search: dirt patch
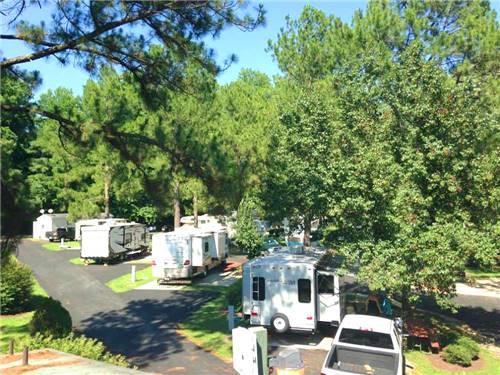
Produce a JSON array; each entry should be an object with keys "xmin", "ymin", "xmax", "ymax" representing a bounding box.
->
[
  {"xmin": 0, "ymin": 350, "xmax": 59, "ymax": 365},
  {"xmin": 3, "ymin": 359, "xmax": 82, "ymax": 375},
  {"xmin": 427, "ymin": 353, "xmax": 485, "ymax": 372}
]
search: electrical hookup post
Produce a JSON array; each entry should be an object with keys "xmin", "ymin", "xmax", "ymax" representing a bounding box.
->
[{"xmin": 232, "ymin": 326, "xmax": 268, "ymax": 375}]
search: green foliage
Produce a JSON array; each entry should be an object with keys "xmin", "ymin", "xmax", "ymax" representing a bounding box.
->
[
  {"xmin": 29, "ymin": 297, "xmax": 72, "ymax": 338},
  {"xmin": 263, "ymin": 86, "xmax": 333, "ymax": 244},
  {"xmin": 456, "ymin": 336, "xmax": 480, "ymax": 359},
  {"xmin": 20, "ymin": 333, "xmax": 130, "ymax": 368},
  {"xmin": 0, "ymin": 257, "xmax": 34, "ymax": 314},
  {"xmin": 235, "ymin": 197, "xmax": 263, "ymax": 259},
  {"xmin": 442, "ymin": 343, "xmax": 474, "ymax": 367}
]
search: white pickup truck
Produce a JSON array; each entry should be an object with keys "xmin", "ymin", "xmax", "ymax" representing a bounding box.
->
[{"xmin": 321, "ymin": 314, "xmax": 404, "ymax": 375}]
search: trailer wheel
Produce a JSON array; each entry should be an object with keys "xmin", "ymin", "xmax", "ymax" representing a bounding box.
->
[{"xmin": 271, "ymin": 314, "xmax": 289, "ymax": 333}]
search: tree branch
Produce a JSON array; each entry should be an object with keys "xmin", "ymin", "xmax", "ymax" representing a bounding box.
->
[{"xmin": 0, "ymin": 5, "xmax": 169, "ymax": 68}]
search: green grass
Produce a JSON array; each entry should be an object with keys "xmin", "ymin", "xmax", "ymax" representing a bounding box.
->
[
  {"xmin": 406, "ymin": 349, "xmax": 500, "ymax": 375},
  {"xmin": 465, "ymin": 266, "xmax": 500, "ymax": 279},
  {"xmin": 177, "ymin": 280, "xmax": 242, "ymax": 361},
  {"xmin": 105, "ymin": 266, "xmax": 155, "ymax": 293},
  {"xmin": 42, "ymin": 241, "xmax": 80, "ymax": 251},
  {"xmin": 0, "ymin": 277, "xmax": 49, "ymax": 353}
]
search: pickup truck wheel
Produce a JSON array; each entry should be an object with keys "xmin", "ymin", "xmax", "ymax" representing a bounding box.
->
[{"xmin": 271, "ymin": 314, "xmax": 289, "ymax": 333}]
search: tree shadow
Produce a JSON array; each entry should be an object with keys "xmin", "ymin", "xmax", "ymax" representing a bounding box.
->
[{"xmin": 77, "ymin": 290, "xmax": 217, "ymax": 368}]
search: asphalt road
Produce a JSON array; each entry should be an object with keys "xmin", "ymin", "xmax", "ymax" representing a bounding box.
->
[{"xmin": 17, "ymin": 239, "xmax": 235, "ymax": 374}]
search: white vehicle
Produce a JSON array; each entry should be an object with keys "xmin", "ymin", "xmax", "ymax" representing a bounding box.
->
[
  {"xmin": 75, "ymin": 218, "xmax": 127, "ymax": 240},
  {"xmin": 320, "ymin": 314, "xmax": 404, "ymax": 375},
  {"xmin": 152, "ymin": 227, "xmax": 228, "ymax": 283},
  {"xmin": 80, "ymin": 222, "xmax": 148, "ymax": 261},
  {"xmin": 242, "ymin": 248, "xmax": 345, "ymax": 333}
]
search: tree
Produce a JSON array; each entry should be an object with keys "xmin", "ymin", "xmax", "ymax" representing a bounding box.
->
[
  {"xmin": 1, "ymin": 1, "xmax": 264, "ymax": 80},
  {"xmin": 325, "ymin": 42, "xmax": 498, "ymax": 309},
  {"xmin": 1, "ymin": 68, "xmax": 38, "ymax": 249},
  {"xmin": 262, "ymin": 87, "xmax": 334, "ymax": 246},
  {"xmin": 235, "ymin": 197, "xmax": 262, "ymax": 259},
  {"xmin": 213, "ymin": 69, "xmax": 276, "ymax": 208},
  {"xmin": 269, "ymin": 1, "xmax": 499, "ymax": 84}
]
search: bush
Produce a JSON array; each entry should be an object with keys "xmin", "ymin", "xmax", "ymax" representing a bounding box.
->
[
  {"xmin": 456, "ymin": 336, "xmax": 480, "ymax": 359},
  {"xmin": 0, "ymin": 256, "xmax": 34, "ymax": 314},
  {"xmin": 29, "ymin": 297, "xmax": 72, "ymax": 338},
  {"xmin": 442, "ymin": 344, "xmax": 473, "ymax": 367},
  {"xmin": 235, "ymin": 197, "xmax": 263, "ymax": 259},
  {"xmin": 19, "ymin": 333, "xmax": 131, "ymax": 368}
]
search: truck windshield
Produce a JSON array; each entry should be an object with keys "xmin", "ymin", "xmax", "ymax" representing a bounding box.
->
[
  {"xmin": 327, "ymin": 345, "xmax": 397, "ymax": 375},
  {"xmin": 339, "ymin": 328, "xmax": 393, "ymax": 349}
]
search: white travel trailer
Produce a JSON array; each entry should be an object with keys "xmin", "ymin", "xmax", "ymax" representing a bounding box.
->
[
  {"xmin": 75, "ymin": 218, "xmax": 127, "ymax": 240},
  {"xmin": 152, "ymin": 227, "xmax": 228, "ymax": 283},
  {"xmin": 242, "ymin": 249, "xmax": 345, "ymax": 333},
  {"xmin": 32, "ymin": 213, "xmax": 71, "ymax": 240},
  {"xmin": 80, "ymin": 222, "xmax": 148, "ymax": 262}
]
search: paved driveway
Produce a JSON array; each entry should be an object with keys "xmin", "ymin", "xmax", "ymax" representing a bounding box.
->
[{"xmin": 17, "ymin": 240, "xmax": 235, "ymax": 374}]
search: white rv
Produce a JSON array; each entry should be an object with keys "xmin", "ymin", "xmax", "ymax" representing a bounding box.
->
[
  {"xmin": 75, "ymin": 218, "xmax": 127, "ymax": 240},
  {"xmin": 80, "ymin": 222, "xmax": 148, "ymax": 262},
  {"xmin": 152, "ymin": 227, "xmax": 228, "ymax": 283},
  {"xmin": 242, "ymin": 249, "xmax": 345, "ymax": 333},
  {"xmin": 32, "ymin": 213, "xmax": 71, "ymax": 240}
]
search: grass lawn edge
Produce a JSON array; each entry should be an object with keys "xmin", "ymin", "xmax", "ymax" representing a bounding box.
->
[{"xmin": 105, "ymin": 266, "xmax": 155, "ymax": 293}]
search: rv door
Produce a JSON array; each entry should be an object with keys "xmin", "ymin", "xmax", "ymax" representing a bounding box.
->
[{"xmin": 316, "ymin": 271, "xmax": 339, "ymax": 324}]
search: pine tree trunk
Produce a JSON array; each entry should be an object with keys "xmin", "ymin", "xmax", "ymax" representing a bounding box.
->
[
  {"xmin": 104, "ymin": 167, "xmax": 111, "ymax": 218},
  {"xmin": 193, "ymin": 195, "xmax": 198, "ymax": 228},
  {"xmin": 303, "ymin": 217, "xmax": 311, "ymax": 247},
  {"xmin": 173, "ymin": 181, "xmax": 181, "ymax": 229}
]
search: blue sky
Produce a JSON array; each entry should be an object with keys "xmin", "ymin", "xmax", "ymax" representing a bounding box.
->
[
  {"xmin": 0, "ymin": 1, "xmax": 366, "ymax": 98},
  {"xmin": 1, "ymin": 1, "xmax": 498, "ymax": 98}
]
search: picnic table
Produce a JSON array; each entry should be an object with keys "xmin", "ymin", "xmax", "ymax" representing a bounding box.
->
[{"xmin": 406, "ymin": 318, "xmax": 440, "ymax": 353}]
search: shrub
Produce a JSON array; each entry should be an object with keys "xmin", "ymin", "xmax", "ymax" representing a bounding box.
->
[
  {"xmin": 0, "ymin": 256, "xmax": 34, "ymax": 314},
  {"xmin": 20, "ymin": 333, "xmax": 131, "ymax": 368},
  {"xmin": 442, "ymin": 343, "xmax": 472, "ymax": 367},
  {"xmin": 457, "ymin": 336, "xmax": 480, "ymax": 359},
  {"xmin": 235, "ymin": 197, "xmax": 263, "ymax": 259},
  {"xmin": 29, "ymin": 297, "xmax": 72, "ymax": 338}
]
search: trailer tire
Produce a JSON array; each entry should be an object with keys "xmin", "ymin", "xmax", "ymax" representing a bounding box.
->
[{"xmin": 271, "ymin": 314, "xmax": 289, "ymax": 333}]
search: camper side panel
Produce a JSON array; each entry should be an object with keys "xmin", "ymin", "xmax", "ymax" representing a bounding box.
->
[
  {"xmin": 249, "ymin": 265, "xmax": 316, "ymax": 331},
  {"xmin": 81, "ymin": 228, "xmax": 110, "ymax": 258}
]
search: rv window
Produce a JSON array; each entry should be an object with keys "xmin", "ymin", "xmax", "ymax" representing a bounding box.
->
[
  {"xmin": 318, "ymin": 274, "xmax": 335, "ymax": 294},
  {"xmin": 124, "ymin": 233, "xmax": 132, "ymax": 244},
  {"xmin": 204, "ymin": 242, "xmax": 209, "ymax": 253},
  {"xmin": 252, "ymin": 277, "xmax": 265, "ymax": 301},
  {"xmin": 298, "ymin": 279, "xmax": 311, "ymax": 303}
]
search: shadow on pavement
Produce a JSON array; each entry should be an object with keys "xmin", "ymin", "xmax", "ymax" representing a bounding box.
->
[{"xmin": 78, "ymin": 290, "xmax": 216, "ymax": 368}]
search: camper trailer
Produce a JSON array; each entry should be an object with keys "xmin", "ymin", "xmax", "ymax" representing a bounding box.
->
[
  {"xmin": 75, "ymin": 218, "xmax": 127, "ymax": 240},
  {"xmin": 33, "ymin": 213, "xmax": 71, "ymax": 240},
  {"xmin": 242, "ymin": 249, "xmax": 345, "ymax": 333},
  {"xmin": 80, "ymin": 222, "xmax": 148, "ymax": 262},
  {"xmin": 152, "ymin": 228, "xmax": 228, "ymax": 283}
]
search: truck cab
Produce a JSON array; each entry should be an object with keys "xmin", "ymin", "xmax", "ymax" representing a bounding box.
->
[{"xmin": 321, "ymin": 314, "xmax": 403, "ymax": 375}]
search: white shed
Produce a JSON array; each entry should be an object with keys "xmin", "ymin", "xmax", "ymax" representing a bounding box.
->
[{"xmin": 32, "ymin": 213, "xmax": 70, "ymax": 240}]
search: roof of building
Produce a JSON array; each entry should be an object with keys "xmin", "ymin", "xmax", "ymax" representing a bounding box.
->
[
  {"xmin": 0, "ymin": 349, "xmax": 152, "ymax": 374},
  {"xmin": 36, "ymin": 213, "xmax": 68, "ymax": 220}
]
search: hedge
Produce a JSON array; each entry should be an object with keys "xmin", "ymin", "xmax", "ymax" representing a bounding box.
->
[
  {"xmin": 19, "ymin": 333, "xmax": 131, "ymax": 368},
  {"xmin": 0, "ymin": 257, "xmax": 34, "ymax": 314}
]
